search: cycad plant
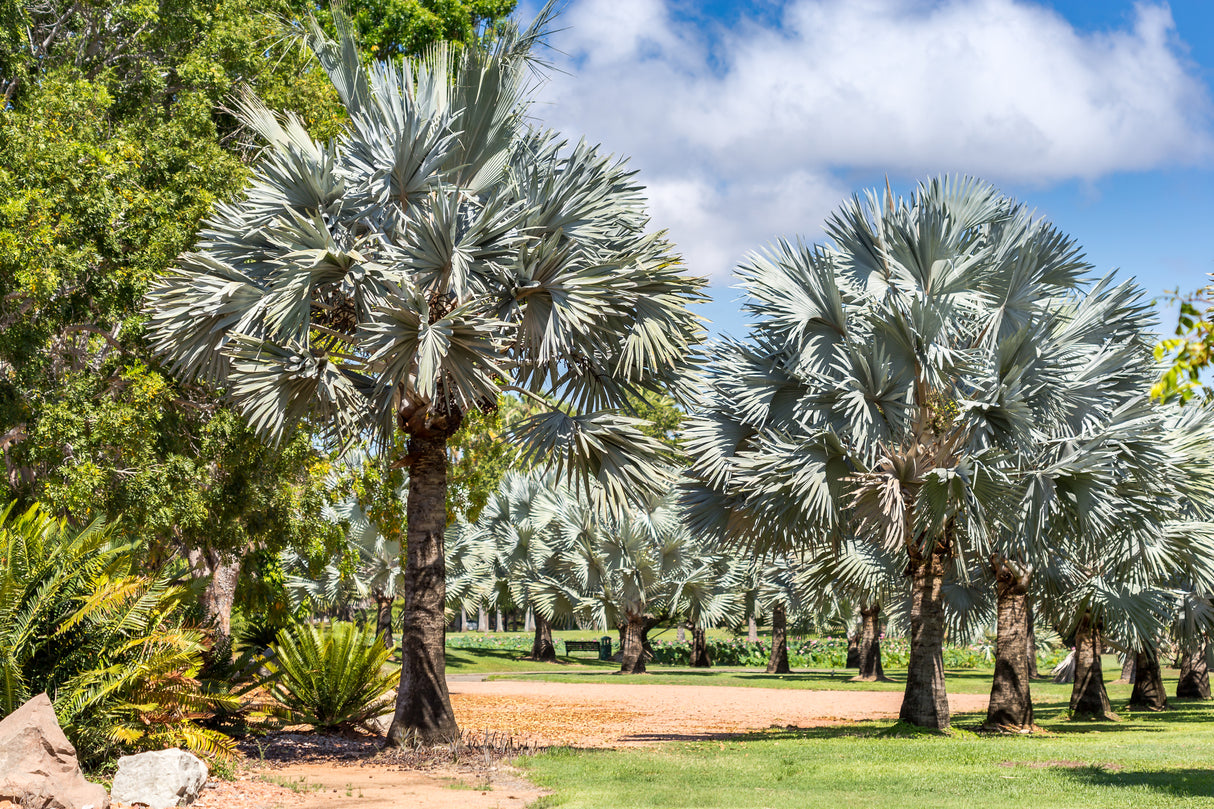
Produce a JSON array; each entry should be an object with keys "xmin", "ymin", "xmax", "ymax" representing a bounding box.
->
[
  {"xmin": 683, "ymin": 176, "xmax": 1206, "ymax": 729},
  {"xmin": 145, "ymin": 7, "xmax": 703, "ymax": 744},
  {"xmin": 0, "ymin": 503, "xmax": 232, "ymax": 766},
  {"xmin": 265, "ymin": 621, "xmax": 396, "ymax": 732}
]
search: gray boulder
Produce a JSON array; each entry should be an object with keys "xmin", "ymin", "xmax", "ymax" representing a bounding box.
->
[
  {"xmin": 0, "ymin": 692, "xmax": 109, "ymax": 809},
  {"xmin": 110, "ymin": 749, "xmax": 208, "ymax": 809}
]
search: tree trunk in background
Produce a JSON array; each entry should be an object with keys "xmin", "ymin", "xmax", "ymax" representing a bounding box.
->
[
  {"xmin": 1129, "ymin": 649, "xmax": 1167, "ymax": 711},
  {"xmin": 189, "ymin": 547, "xmax": 242, "ymax": 670},
  {"xmin": 1069, "ymin": 613, "xmax": 1115, "ymax": 720},
  {"xmin": 1117, "ymin": 654, "xmax": 1136, "ymax": 684},
  {"xmin": 478, "ymin": 607, "xmax": 489, "ymax": 632},
  {"xmin": 1026, "ymin": 603, "xmax": 1039, "ymax": 679},
  {"xmin": 620, "ymin": 615, "xmax": 648, "ymax": 674},
  {"xmin": 690, "ymin": 627, "xmax": 712, "ymax": 667},
  {"xmin": 766, "ymin": 603, "xmax": 790, "ymax": 674},
  {"xmin": 1177, "ymin": 644, "xmax": 1211, "ymax": 699},
  {"xmin": 854, "ymin": 604, "xmax": 889, "ymax": 682},
  {"xmin": 524, "ymin": 609, "xmax": 534, "ymax": 632},
  {"xmin": 676, "ymin": 624, "xmax": 685, "ymax": 643},
  {"xmin": 748, "ymin": 616, "xmax": 758, "ymax": 644},
  {"xmin": 846, "ymin": 623, "xmax": 861, "ymax": 669},
  {"xmin": 375, "ymin": 594, "xmax": 394, "ymax": 649},
  {"xmin": 530, "ymin": 612, "xmax": 556, "ymax": 662},
  {"xmin": 387, "ymin": 431, "xmax": 460, "ymax": 746},
  {"xmin": 900, "ymin": 545, "xmax": 950, "ymax": 730},
  {"xmin": 986, "ymin": 559, "xmax": 1033, "ymax": 730},
  {"xmin": 459, "ymin": 607, "xmax": 467, "ymax": 632},
  {"xmin": 496, "ymin": 608, "xmax": 503, "ymax": 632}
]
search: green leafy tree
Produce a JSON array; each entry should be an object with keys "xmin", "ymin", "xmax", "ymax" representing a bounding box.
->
[{"xmin": 145, "ymin": 8, "xmax": 704, "ymax": 743}]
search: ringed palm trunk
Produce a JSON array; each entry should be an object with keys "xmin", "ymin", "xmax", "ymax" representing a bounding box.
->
[
  {"xmin": 620, "ymin": 613, "xmax": 649, "ymax": 674},
  {"xmin": 1069, "ymin": 612, "xmax": 1115, "ymax": 720},
  {"xmin": 766, "ymin": 603, "xmax": 790, "ymax": 674},
  {"xmin": 374, "ymin": 594, "xmax": 395, "ymax": 649},
  {"xmin": 853, "ymin": 603, "xmax": 888, "ymax": 682},
  {"xmin": 387, "ymin": 431, "xmax": 459, "ymax": 746},
  {"xmin": 1128, "ymin": 648, "xmax": 1167, "ymax": 711},
  {"xmin": 1176, "ymin": 644, "xmax": 1211, "ymax": 699},
  {"xmin": 690, "ymin": 627, "xmax": 712, "ymax": 668},
  {"xmin": 985, "ymin": 557, "xmax": 1033, "ymax": 730},
  {"xmin": 530, "ymin": 612, "xmax": 556, "ymax": 662},
  {"xmin": 900, "ymin": 544, "xmax": 950, "ymax": 730}
]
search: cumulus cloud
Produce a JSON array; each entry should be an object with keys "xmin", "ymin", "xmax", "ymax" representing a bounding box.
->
[{"xmin": 527, "ymin": 0, "xmax": 1212, "ymax": 283}]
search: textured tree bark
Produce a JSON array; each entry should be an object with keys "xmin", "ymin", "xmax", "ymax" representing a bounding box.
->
[
  {"xmin": 1128, "ymin": 648, "xmax": 1167, "ymax": 711},
  {"xmin": 676, "ymin": 624, "xmax": 685, "ymax": 643},
  {"xmin": 900, "ymin": 546, "xmax": 950, "ymax": 730},
  {"xmin": 766, "ymin": 603, "xmax": 791, "ymax": 674},
  {"xmin": 375, "ymin": 594, "xmax": 394, "ymax": 649},
  {"xmin": 620, "ymin": 615, "xmax": 649, "ymax": 674},
  {"xmin": 846, "ymin": 623, "xmax": 861, "ymax": 669},
  {"xmin": 387, "ymin": 432, "xmax": 459, "ymax": 746},
  {"xmin": 189, "ymin": 547, "xmax": 242, "ymax": 669},
  {"xmin": 1177, "ymin": 644, "xmax": 1211, "ymax": 699},
  {"xmin": 986, "ymin": 559, "xmax": 1033, "ymax": 730},
  {"xmin": 530, "ymin": 612, "xmax": 556, "ymax": 662},
  {"xmin": 853, "ymin": 604, "xmax": 889, "ymax": 682},
  {"xmin": 1069, "ymin": 613, "xmax": 1115, "ymax": 720},
  {"xmin": 690, "ymin": 627, "xmax": 712, "ymax": 668},
  {"xmin": 747, "ymin": 616, "xmax": 759, "ymax": 644},
  {"xmin": 478, "ymin": 607, "xmax": 489, "ymax": 632}
]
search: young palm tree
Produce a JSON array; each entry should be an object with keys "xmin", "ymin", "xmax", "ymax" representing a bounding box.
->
[
  {"xmin": 683, "ymin": 176, "xmax": 1190, "ymax": 729},
  {"xmin": 145, "ymin": 9, "xmax": 703, "ymax": 744}
]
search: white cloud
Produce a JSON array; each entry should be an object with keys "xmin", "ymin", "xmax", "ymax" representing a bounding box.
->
[{"xmin": 529, "ymin": 0, "xmax": 1212, "ymax": 282}]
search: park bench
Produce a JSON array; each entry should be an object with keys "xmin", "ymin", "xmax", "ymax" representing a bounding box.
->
[{"xmin": 564, "ymin": 639, "xmax": 602, "ymax": 656}]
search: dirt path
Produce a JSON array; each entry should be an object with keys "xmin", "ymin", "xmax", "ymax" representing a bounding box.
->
[
  {"xmin": 142, "ymin": 679, "xmax": 989, "ymax": 808},
  {"xmin": 449, "ymin": 680, "xmax": 990, "ymax": 747}
]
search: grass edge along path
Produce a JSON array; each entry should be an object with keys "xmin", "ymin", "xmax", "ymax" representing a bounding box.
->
[{"xmin": 519, "ymin": 702, "xmax": 1214, "ymax": 809}]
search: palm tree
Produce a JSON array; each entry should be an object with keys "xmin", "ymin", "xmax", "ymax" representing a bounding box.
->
[
  {"xmin": 144, "ymin": 8, "xmax": 704, "ymax": 744},
  {"xmin": 683, "ymin": 176, "xmax": 1189, "ymax": 730}
]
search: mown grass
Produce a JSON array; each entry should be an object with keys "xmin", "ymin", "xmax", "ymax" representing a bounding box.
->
[
  {"xmin": 440, "ymin": 647, "xmax": 617, "ymax": 673},
  {"xmin": 520, "ymin": 701, "xmax": 1214, "ymax": 809}
]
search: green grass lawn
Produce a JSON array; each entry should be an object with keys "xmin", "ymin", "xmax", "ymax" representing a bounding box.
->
[
  {"xmin": 440, "ymin": 647, "xmax": 618, "ymax": 673},
  {"xmin": 521, "ymin": 701, "xmax": 1214, "ymax": 808}
]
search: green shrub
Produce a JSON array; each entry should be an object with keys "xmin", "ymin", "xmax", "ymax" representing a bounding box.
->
[
  {"xmin": 266, "ymin": 621, "xmax": 395, "ymax": 732},
  {"xmin": 0, "ymin": 503, "xmax": 233, "ymax": 767}
]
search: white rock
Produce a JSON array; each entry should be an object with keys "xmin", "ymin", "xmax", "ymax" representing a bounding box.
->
[{"xmin": 110, "ymin": 749, "xmax": 208, "ymax": 809}]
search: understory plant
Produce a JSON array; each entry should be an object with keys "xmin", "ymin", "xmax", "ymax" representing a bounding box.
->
[
  {"xmin": 266, "ymin": 621, "xmax": 396, "ymax": 732},
  {"xmin": 0, "ymin": 503, "xmax": 233, "ymax": 766}
]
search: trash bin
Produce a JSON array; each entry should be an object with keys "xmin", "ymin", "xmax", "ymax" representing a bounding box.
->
[{"xmin": 598, "ymin": 636, "xmax": 612, "ymax": 661}]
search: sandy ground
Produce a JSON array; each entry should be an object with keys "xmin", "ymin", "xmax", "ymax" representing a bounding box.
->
[{"xmin": 114, "ymin": 680, "xmax": 989, "ymax": 809}]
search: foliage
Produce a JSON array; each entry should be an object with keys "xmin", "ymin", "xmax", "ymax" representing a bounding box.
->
[
  {"xmin": 0, "ymin": 503, "xmax": 233, "ymax": 766},
  {"xmin": 1153, "ymin": 284, "xmax": 1214, "ymax": 403},
  {"xmin": 310, "ymin": 0, "xmax": 518, "ymax": 61},
  {"xmin": 265, "ymin": 620, "xmax": 396, "ymax": 731}
]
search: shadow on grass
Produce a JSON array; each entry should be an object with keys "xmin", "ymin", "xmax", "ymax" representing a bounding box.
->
[
  {"xmin": 1058, "ymin": 767, "xmax": 1214, "ymax": 800},
  {"xmin": 441, "ymin": 648, "xmax": 617, "ymax": 669}
]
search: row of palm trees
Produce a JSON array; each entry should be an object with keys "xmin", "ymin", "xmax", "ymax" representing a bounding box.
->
[{"xmin": 143, "ymin": 2, "xmax": 1214, "ymax": 745}]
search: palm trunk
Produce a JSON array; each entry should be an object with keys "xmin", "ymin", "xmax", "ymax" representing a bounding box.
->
[
  {"xmin": 387, "ymin": 432, "xmax": 459, "ymax": 746},
  {"xmin": 524, "ymin": 609, "xmax": 534, "ymax": 632},
  {"xmin": 189, "ymin": 547, "xmax": 242, "ymax": 669},
  {"xmin": 478, "ymin": 607, "xmax": 489, "ymax": 632},
  {"xmin": 900, "ymin": 545, "xmax": 950, "ymax": 730},
  {"xmin": 676, "ymin": 624, "xmax": 685, "ymax": 643},
  {"xmin": 690, "ymin": 627, "xmax": 712, "ymax": 668},
  {"xmin": 496, "ymin": 608, "xmax": 503, "ymax": 632},
  {"xmin": 1026, "ymin": 603, "xmax": 1039, "ymax": 679},
  {"xmin": 1117, "ymin": 654, "xmax": 1136, "ymax": 684},
  {"xmin": 747, "ymin": 616, "xmax": 759, "ymax": 644},
  {"xmin": 1128, "ymin": 648, "xmax": 1167, "ymax": 711},
  {"xmin": 621, "ymin": 614, "xmax": 648, "ymax": 674},
  {"xmin": 1069, "ymin": 612, "xmax": 1115, "ymax": 720},
  {"xmin": 766, "ymin": 603, "xmax": 790, "ymax": 674},
  {"xmin": 985, "ymin": 557, "xmax": 1033, "ymax": 730},
  {"xmin": 1176, "ymin": 644, "xmax": 1211, "ymax": 699},
  {"xmin": 846, "ymin": 622, "xmax": 861, "ymax": 669},
  {"xmin": 459, "ymin": 607, "xmax": 467, "ymax": 632},
  {"xmin": 375, "ymin": 594, "xmax": 394, "ymax": 649},
  {"xmin": 853, "ymin": 603, "xmax": 888, "ymax": 682},
  {"xmin": 530, "ymin": 612, "xmax": 556, "ymax": 662}
]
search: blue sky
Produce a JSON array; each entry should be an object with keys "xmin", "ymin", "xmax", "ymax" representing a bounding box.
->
[{"xmin": 526, "ymin": 0, "xmax": 1214, "ymax": 339}]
